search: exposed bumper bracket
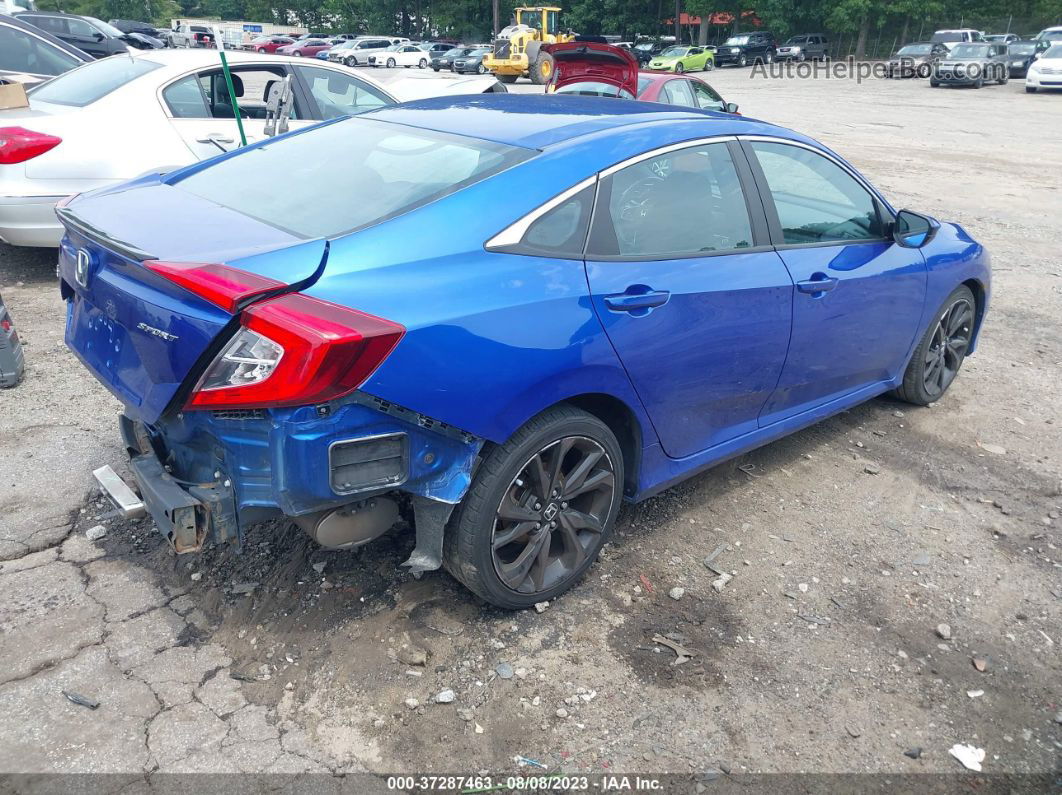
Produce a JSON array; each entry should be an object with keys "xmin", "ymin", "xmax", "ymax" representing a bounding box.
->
[{"xmin": 402, "ymin": 496, "xmax": 455, "ymax": 575}]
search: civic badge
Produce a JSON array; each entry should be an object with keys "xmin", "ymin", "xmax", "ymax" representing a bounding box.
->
[{"xmin": 74, "ymin": 249, "xmax": 92, "ymax": 288}]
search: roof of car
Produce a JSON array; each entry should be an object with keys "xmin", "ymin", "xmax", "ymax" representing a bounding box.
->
[{"xmin": 365, "ymin": 93, "xmax": 781, "ymax": 149}]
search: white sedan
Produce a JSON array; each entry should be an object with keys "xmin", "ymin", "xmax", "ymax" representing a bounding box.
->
[
  {"xmin": 1026, "ymin": 43, "xmax": 1062, "ymax": 92},
  {"xmin": 367, "ymin": 44, "xmax": 431, "ymax": 69},
  {"xmin": 0, "ymin": 49, "xmax": 503, "ymax": 247}
]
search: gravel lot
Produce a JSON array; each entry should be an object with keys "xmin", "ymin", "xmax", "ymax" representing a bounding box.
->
[{"xmin": 0, "ymin": 66, "xmax": 1059, "ymax": 783}]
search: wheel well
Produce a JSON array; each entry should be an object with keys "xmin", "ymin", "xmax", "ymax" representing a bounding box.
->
[
  {"xmin": 962, "ymin": 278, "xmax": 987, "ymax": 348},
  {"xmin": 563, "ymin": 394, "xmax": 641, "ymax": 498}
]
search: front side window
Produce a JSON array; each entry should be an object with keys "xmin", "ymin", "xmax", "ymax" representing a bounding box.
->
[
  {"xmin": 690, "ymin": 80, "xmax": 724, "ymax": 110},
  {"xmin": 750, "ymin": 141, "xmax": 884, "ymax": 244},
  {"xmin": 173, "ymin": 118, "xmax": 532, "ymax": 239},
  {"xmin": 0, "ymin": 23, "xmax": 83, "ymax": 76},
  {"xmin": 296, "ymin": 65, "xmax": 390, "ymax": 119},
  {"xmin": 28, "ymin": 56, "xmax": 161, "ymax": 106},
  {"xmin": 589, "ymin": 142, "xmax": 754, "ymax": 258}
]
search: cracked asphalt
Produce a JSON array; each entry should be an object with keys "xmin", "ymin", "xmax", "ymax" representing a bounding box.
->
[{"xmin": 0, "ymin": 69, "xmax": 1059, "ymax": 783}]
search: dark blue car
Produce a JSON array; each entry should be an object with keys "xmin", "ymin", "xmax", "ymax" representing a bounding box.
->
[{"xmin": 57, "ymin": 95, "xmax": 990, "ymax": 609}]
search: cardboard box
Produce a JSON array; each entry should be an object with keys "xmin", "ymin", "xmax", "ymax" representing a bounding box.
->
[{"xmin": 0, "ymin": 81, "xmax": 30, "ymax": 110}]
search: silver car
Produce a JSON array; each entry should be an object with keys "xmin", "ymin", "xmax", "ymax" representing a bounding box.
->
[{"xmin": 328, "ymin": 36, "xmax": 408, "ymax": 67}]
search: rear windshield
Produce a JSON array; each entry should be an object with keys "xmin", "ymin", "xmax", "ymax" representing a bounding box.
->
[
  {"xmin": 950, "ymin": 43, "xmax": 990, "ymax": 57},
  {"xmin": 1008, "ymin": 43, "xmax": 1035, "ymax": 54},
  {"xmin": 898, "ymin": 44, "xmax": 931, "ymax": 55},
  {"xmin": 931, "ymin": 32, "xmax": 965, "ymax": 42},
  {"xmin": 555, "ymin": 81, "xmax": 634, "ymax": 99},
  {"xmin": 172, "ymin": 117, "xmax": 532, "ymax": 239},
  {"xmin": 28, "ymin": 56, "xmax": 161, "ymax": 106}
]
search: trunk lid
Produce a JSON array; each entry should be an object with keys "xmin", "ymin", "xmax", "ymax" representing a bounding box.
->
[
  {"xmin": 544, "ymin": 42, "xmax": 640, "ymax": 98},
  {"xmin": 58, "ymin": 180, "xmax": 326, "ymax": 424}
]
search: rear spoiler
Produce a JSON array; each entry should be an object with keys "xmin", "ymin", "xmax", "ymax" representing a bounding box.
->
[{"xmin": 56, "ymin": 205, "xmax": 157, "ymax": 262}]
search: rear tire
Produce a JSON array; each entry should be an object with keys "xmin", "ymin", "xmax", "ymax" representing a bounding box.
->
[
  {"xmin": 443, "ymin": 405, "xmax": 623, "ymax": 610},
  {"xmin": 257, "ymin": 47, "xmax": 266, "ymax": 53},
  {"xmin": 1026, "ymin": 86, "xmax": 1037, "ymax": 92},
  {"xmin": 497, "ymin": 73, "xmax": 518, "ymax": 83},
  {"xmin": 433, "ymin": 66, "xmax": 440, "ymax": 72},
  {"xmin": 703, "ymin": 59, "xmax": 713, "ymax": 71},
  {"xmin": 419, "ymin": 58, "xmax": 427, "ymax": 68},
  {"xmin": 893, "ymin": 285, "xmax": 975, "ymax": 406}
]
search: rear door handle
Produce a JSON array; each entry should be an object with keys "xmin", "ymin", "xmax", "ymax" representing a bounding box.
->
[
  {"xmin": 604, "ymin": 289, "xmax": 671, "ymax": 312},
  {"xmin": 795, "ymin": 274, "xmax": 839, "ymax": 294}
]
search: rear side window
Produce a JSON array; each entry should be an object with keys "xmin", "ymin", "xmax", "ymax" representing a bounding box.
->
[
  {"xmin": 29, "ymin": 57, "xmax": 161, "ymax": 106},
  {"xmin": 173, "ymin": 117, "xmax": 532, "ymax": 239},
  {"xmin": 491, "ymin": 185, "xmax": 594, "ymax": 258},
  {"xmin": 0, "ymin": 23, "xmax": 83, "ymax": 76}
]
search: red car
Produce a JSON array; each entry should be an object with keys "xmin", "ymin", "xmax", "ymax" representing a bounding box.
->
[
  {"xmin": 276, "ymin": 38, "xmax": 333, "ymax": 57},
  {"xmin": 245, "ymin": 35, "xmax": 295, "ymax": 54},
  {"xmin": 546, "ymin": 41, "xmax": 739, "ymax": 114}
]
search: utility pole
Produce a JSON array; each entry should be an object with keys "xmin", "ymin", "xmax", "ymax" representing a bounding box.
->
[
  {"xmin": 674, "ymin": 0, "xmax": 681, "ymax": 41},
  {"xmin": 493, "ymin": 0, "xmax": 500, "ymax": 36}
]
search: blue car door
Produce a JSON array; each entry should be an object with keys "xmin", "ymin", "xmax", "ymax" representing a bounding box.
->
[
  {"xmin": 584, "ymin": 139, "xmax": 794, "ymax": 459},
  {"xmin": 742, "ymin": 139, "xmax": 928, "ymax": 425}
]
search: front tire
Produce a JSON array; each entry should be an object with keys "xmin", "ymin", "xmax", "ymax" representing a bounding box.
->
[
  {"xmin": 346, "ymin": 56, "xmax": 357, "ymax": 67},
  {"xmin": 894, "ymin": 286, "xmax": 975, "ymax": 405},
  {"xmin": 443, "ymin": 405, "xmax": 623, "ymax": 609},
  {"xmin": 386, "ymin": 57, "xmax": 396, "ymax": 67},
  {"xmin": 418, "ymin": 58, "xmax": 427, "ymax": 68},
  {"xmin": 738, "ymin": 54, "xmax": 747, "ymax": 67},
  {"xmin": 675, "ymin": 61, "xmax": 685, "ymax": 73},
  {"xmin": 1026, "ymin": 86, "xmax": 1037, "ymax": 92},
  {"xmin": 530, "ymin": 52, "xmax": 554, "ymax": 84},
  {"xmin": 703, "ymin": 58, "xmax": 713, "ymax": 71},
  {"xmin": 497, "ymin": 73, "xmax": 518, "ymax": 83},
  {"xmin": 477, "ymin": 63, "xmax": 486, "ymax": 74}
]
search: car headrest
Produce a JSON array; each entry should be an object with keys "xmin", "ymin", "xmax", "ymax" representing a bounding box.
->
[
  {"xmin": 222, "ymin": 73, "xmax": 244, "ymax": 98},
  {"xmin": 263, "ymin": 78, "xmax": 279, "ymax": 102}
]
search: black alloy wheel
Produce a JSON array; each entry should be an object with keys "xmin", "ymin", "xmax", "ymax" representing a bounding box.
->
[
  {"xmin": 443, "ymin": 405, "xmax": 623, "ymax": 609},
  {"xmin": 490, "ymin": 436, "xmax": 616, "ymax": 594},
  {"xmin": 895, "ymin": 285, "xmax": 975, "ymax": 405}
]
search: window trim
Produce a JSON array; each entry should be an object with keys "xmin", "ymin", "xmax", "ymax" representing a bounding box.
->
[
  {"xmin": 739, "ymin": 135, "xmax": 895, "ymax": 249},
  {"xmin": 485, "ymin": 175, "xmax": 597, "ymax": 250}
]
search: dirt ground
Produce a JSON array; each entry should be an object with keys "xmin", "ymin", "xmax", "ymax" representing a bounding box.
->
[{"xmin": 0, "ymin": 67, "xmax": 1059, "ymax": 786}]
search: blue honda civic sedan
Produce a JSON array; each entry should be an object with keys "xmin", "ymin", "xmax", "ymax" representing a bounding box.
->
[{"xmin": 57, "ymin": 94, "xmax": 990, "ymax": 609}]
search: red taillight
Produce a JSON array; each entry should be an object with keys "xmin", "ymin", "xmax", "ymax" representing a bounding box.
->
[
  {"xmin": 0, "ymin": 127, "xmax": 62, "ymax": 165},
  {"xmin": 187, "ymin": 293, "xmax": 405, "ymax": 410},
  {"xmin": 144, "ymin": 261, "xmax": 284, "ymax": 313}
]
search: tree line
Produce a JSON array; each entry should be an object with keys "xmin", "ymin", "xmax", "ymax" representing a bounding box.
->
[{"xmin": 40, "ymin": 0, "xmax": 1062, "ymax": 57}]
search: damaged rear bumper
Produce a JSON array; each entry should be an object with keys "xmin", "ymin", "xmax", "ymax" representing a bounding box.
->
[{"xmin": 119, "ymin": 392, "xmax": 483, "ymax": 568}]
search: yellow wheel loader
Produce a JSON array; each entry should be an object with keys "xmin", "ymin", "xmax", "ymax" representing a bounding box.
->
[{"xmin": 484, "ymin": 6, "xmax": 575, "ymax": 84}]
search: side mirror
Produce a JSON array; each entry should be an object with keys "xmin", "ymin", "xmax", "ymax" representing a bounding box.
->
[
  {"xmin": 892, "ymin": 209, "xmax": 937, "ymax": 248},
  {"xmin": 725, "ymin": 102, "xmax": 739, "ymax": 113},
  {"xmin": 94, "ymin": 32, "xmax": 105, "ymax": 41}
]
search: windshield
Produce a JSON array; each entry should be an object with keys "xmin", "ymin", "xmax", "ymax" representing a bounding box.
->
[
  {"xmin": 28, "ymin": 56, "xmax": 161, "ymax": 107},
  {"xmin": 724, "ymin": 35, "xmax": 750, "ymax": 45},
  {"xmin": 1045, "ymin": 44, "xmax": 1062, "ymax": 57},
  {"xmin": 443, "ymin": 47, "xmax": 463, "ymax": 56},
  {"xmin": 83, "ymin": 17, "xmax": 124, "ymax": 37},
  {"xmin": 173, "ymin": 118, "xmax": 531, "ymax": 239},
  {"xmin": 661, "ymin": 46, "xmax": 688, "ymax": 56},
  {"xmin": 1008, "ymin": 43, "xmax": 1035, "ymax": 54},
  {"xmin": 931, "ymin": 32, "xmax": 964, "ymax": 43},
  {"xmin": 555, "ymin": 81, "xmax": 633, "ymax": 99},
  {"xmin": 384, "ymin": 44, "xmax": 402, "ymax": 51},
  {"xmin": 897, "ymin": 44, "xmax": 931, "ymax": 55},
  {"xmin": 785, "ymin": 36, "xmax": 808, "ymax": 44},
  {"xmin": 950, "ymin": 43, "xmax": 990, "ymax": 58},
  {"xmin": 1037, "ymin": 29, "xmax": 1062, "ymax": 40},
  {"xmin": 633, "ymin": 41, "xmax": 654, "ymax": 51}
]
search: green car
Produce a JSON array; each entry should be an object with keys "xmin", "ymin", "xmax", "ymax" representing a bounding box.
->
[{"xmin": 647, "ymin": 45, "xmax": 714, "ymax": 73}]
